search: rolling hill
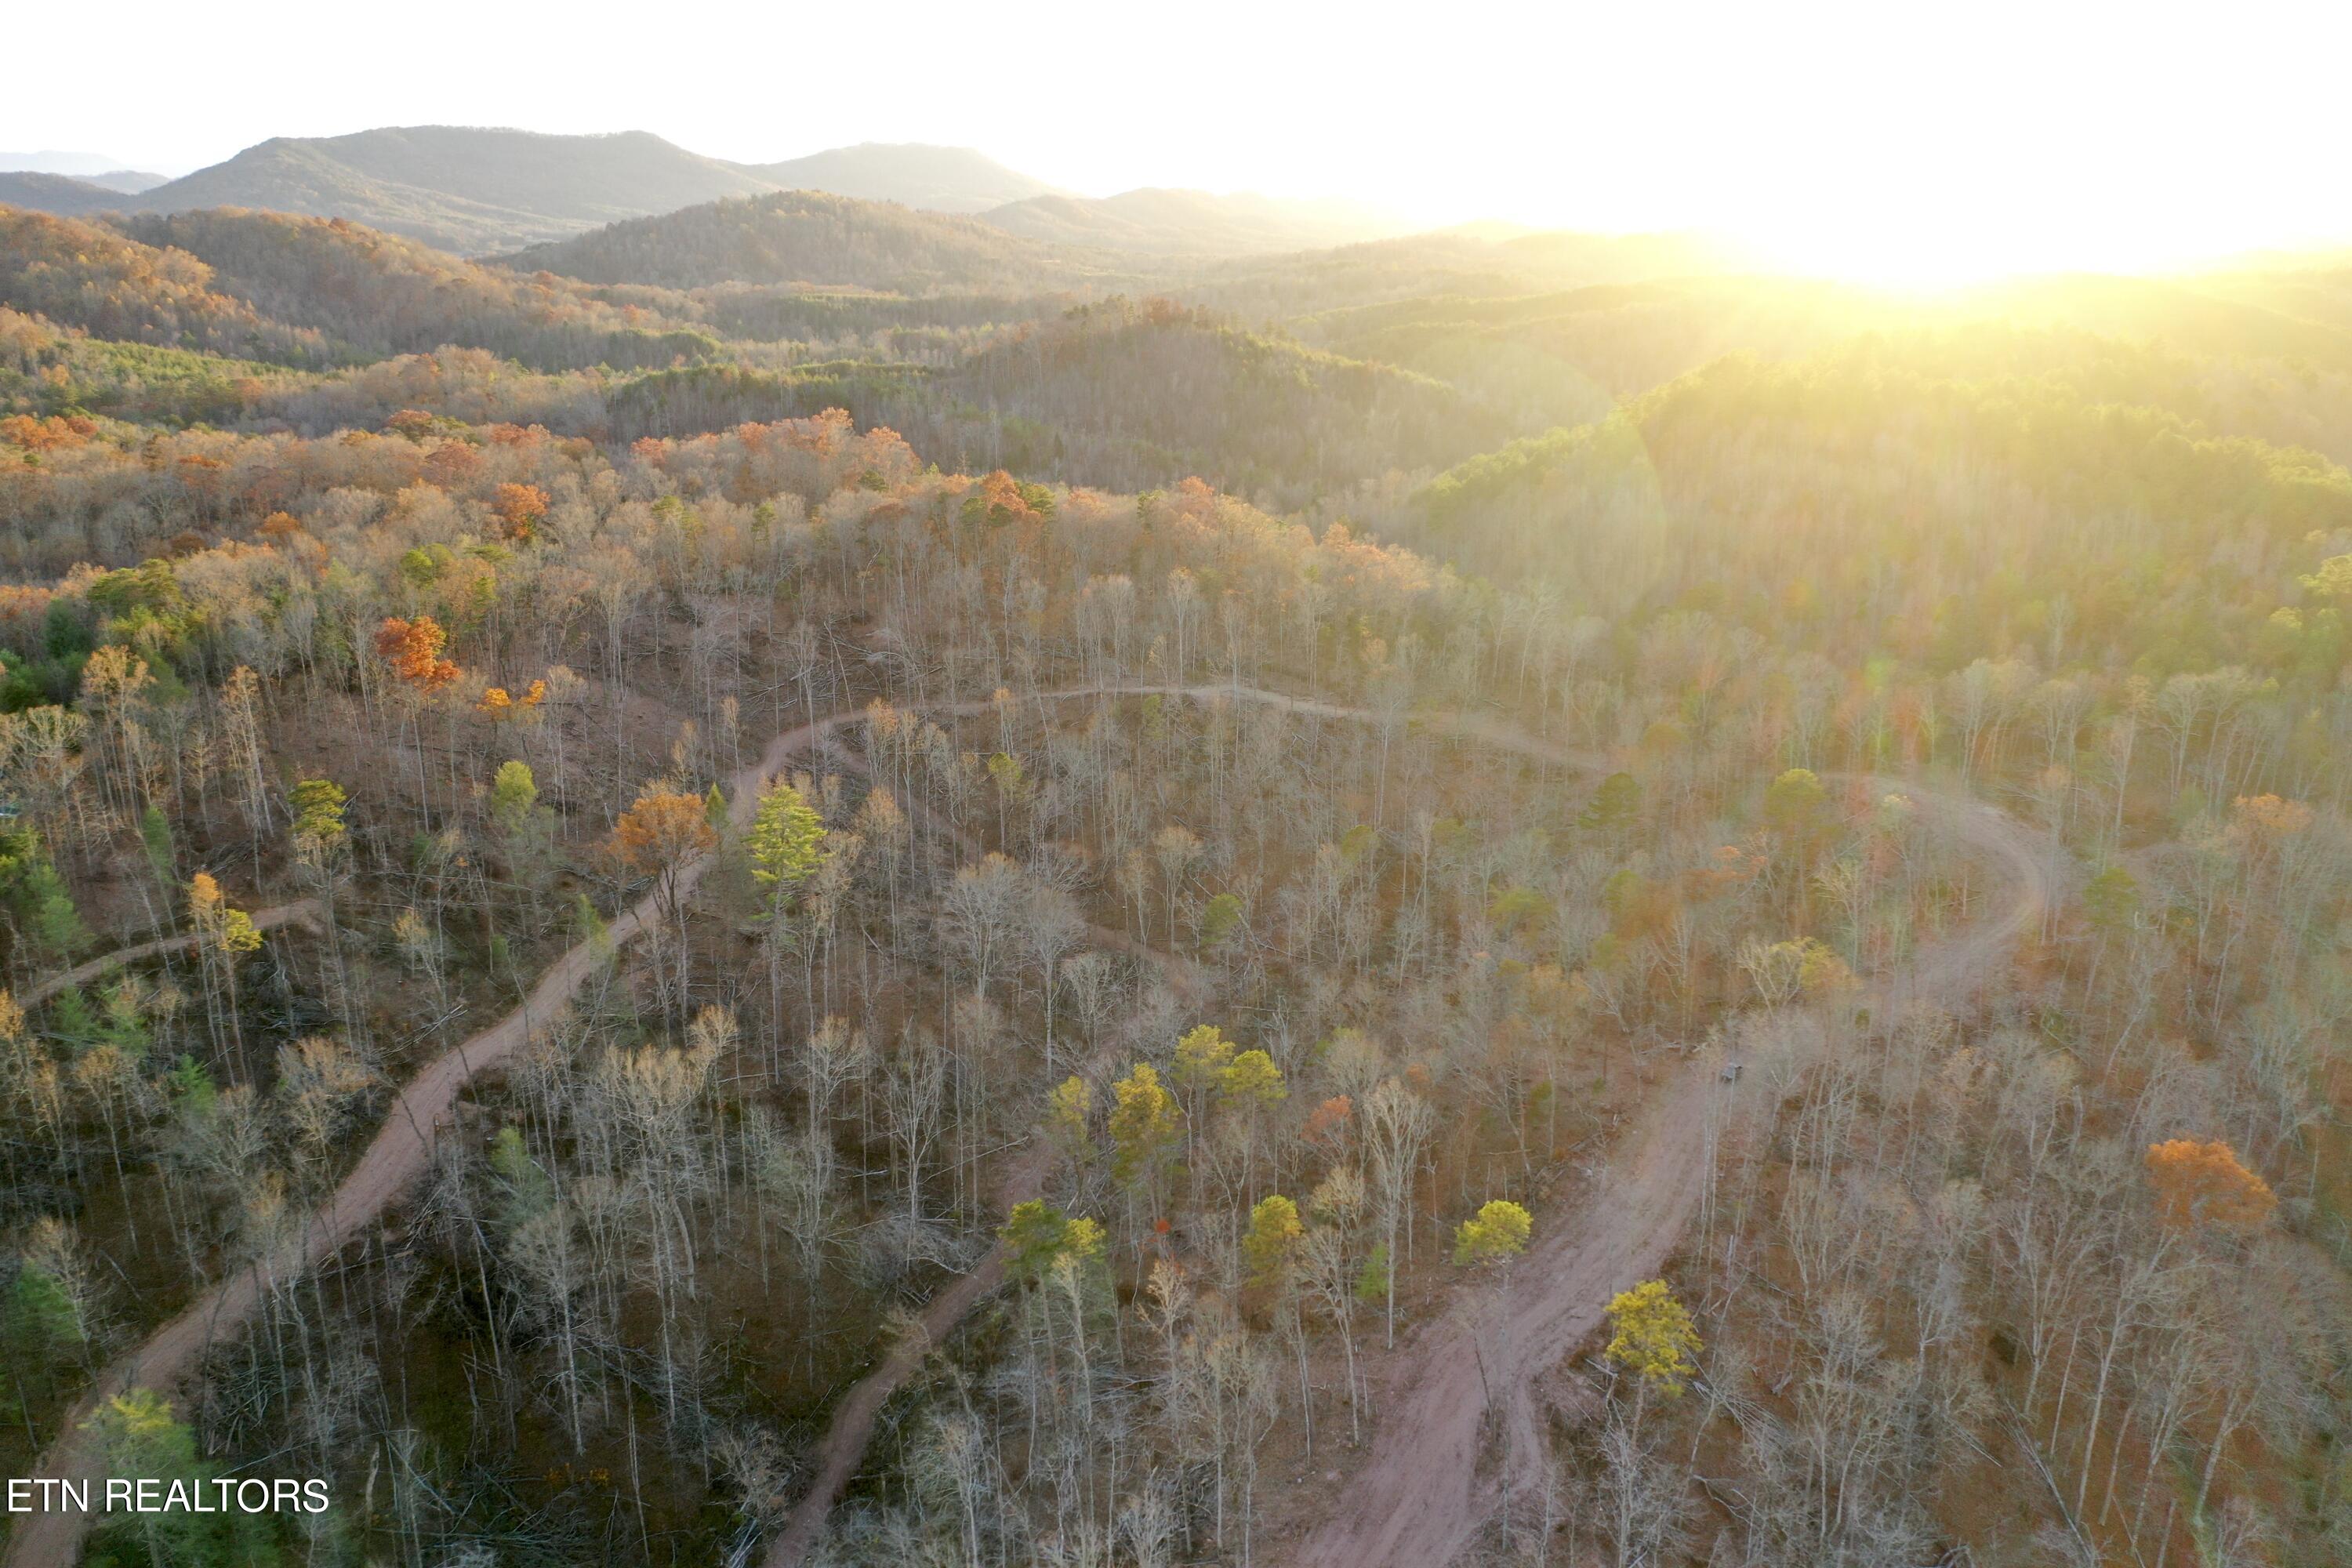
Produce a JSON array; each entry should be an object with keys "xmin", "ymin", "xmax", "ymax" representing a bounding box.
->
[
  {"xmin": 980, "ymin": 187, "xmax": 1414, "ymax": 255},
  {"xmin": 495, "ymin": 189, "xmax": 1105, "ymax": 292},
  {"xmin": 599, "ymin": 298, "xmax": 1507, "ymax": 503},
  {"xmin": 742, "ymin": 143, "xmax": 1063, "ymax": 212},
  {"xmin": 124, "ymin": 137, "xmax": 596, "ymax": 255},
  {"xmin": 1185, "ymin": 228, "xmax": 1751, "ymax": 327},
  {"xmin": 113, "ymin": 208, "xmax": 717, "ymax": 369},
  {"xmin": 125, "ymin": 127, "xmax": 783, "ymax": 253},
  {"xmin": 6, "ymin": 126, "xmax": 1452, "ymax": 263},
  {"xmin": 107, "ymin": 129, "xmax": 1086, "ymax": 257},
  {"xmin": 0, "ymin": 174, "xmax": 129, "ymax": 218},
  {"xmin": 0, "ymin": 205, "xmax": 332, "ymax": 365},
  {"xmin": 1288, "ymin": 267, "xmax": 2352, "ymax": 456},
  {"xmin": 0, "ymin": 157, "xmax": 169, "ymax": 200},
  {"xmin": 931, "ymin": 299, "xmax": 1501, "ymax": 491},
  {"xmin": 1410, "ymin": 343, "xmax": 2352, "ymax": 659},
  {"xmin": 79, "ymin": 169, "xmax": 172, "ymax": 195},
  {"xmin": 0, "ymin": 150, "xmax": 168, "ymax": 183},
  {"xmin": 0, "ymin": 205, "xmax": 717, "ymax": 373}
]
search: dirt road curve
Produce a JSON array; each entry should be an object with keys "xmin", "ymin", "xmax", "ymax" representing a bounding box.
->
[
  {"xmin": 16, "ymin": 898, "xmax": 326, "ymax": 1011},
  {"xmin": 762, "ymin": 743, "xmax": 1208, "ymax": 1568},
  {"xmin": 762, "ymin": 684, "xmax": 1533, "ymax": 1566},
  {"xmin": 1288, "ymin": 775, "xmax": 2051, "ymax": 1568},
  {"xmin": 764, "ymin": 691, "xmax": 2050, "ymax": 1568},
  {"xmin": 3, "ymin": 684, "xmax": 2046, "ymax": 1568},
  {"xmin": 2, "ymin": 683, "xmax": 1201, "ymax": 1568},
  {"xmin": 0, "ymin": 694, "xmax": 1006, "ymax": 1568},
  {"xmin": 760, "ymin": 1172, "xmax": 1023, "ymax": 1562}
]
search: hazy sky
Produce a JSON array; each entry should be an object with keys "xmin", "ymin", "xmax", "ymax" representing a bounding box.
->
[{"xmin": 9, "ymin": 0, "xmax": 2347, "ymax": 278}]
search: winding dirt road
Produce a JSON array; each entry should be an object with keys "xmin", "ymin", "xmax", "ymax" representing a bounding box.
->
[
  {"xmin": 0, "ymin": 693, "xmax": 1049, "ymax": 1568},
  {"xmin": 2, "ymin": 683, "xmax": 1216, "ymax": 1568},
  {"xmin": 762, "ymin": 689, "xmax": 2053, "ymax": 1568},
  {"xmin": 15, "ymin": 898, "xmax": 325, "ymax": 1011},
  {"xmin": 762, "ymin": 742, "xmax": 1210, "ymax": 1568},
  {"xmin": 761, "ymin": 682, "xmax": 1546, "ymax": 1566},
  {"xmin": 1288, "ymin": 775, "xmax": 2049, "ymax": 1568},
  {"xmin": 4, "ymin": 683, "xmax": 2049, "ymax": 1568}
]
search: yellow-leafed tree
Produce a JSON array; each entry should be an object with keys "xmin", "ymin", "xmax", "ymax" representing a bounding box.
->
[
  {"xmin": 1109, "ymin": 1062, "xmax": 1180, "ymax": 1196},
  {"xmin": 1243, "ymin": 1193, "xmax": 1305, "ymax": 1283},
  {"xmin": 1453, "ymin": 1199, "xmax": 1531, "ymax": 1268},
  {"xmin": 1605, "ymin": 1279, "xmax": 1701, "ymax": 1396}
]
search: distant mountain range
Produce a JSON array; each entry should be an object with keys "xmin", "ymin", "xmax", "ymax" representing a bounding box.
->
[
  {"xmin": 109, "ymin": 128, "xmax": 779, "ymax": 253},
  {"xmin": 980, "ymin": 188, "xmax": 1415, "ymax": 255},
  {"xmin": 0, "ymin": 151, "xmax": 173, "ymax": 190},
  {"xmin": 742, "ymin": 143, "xmax": 1064, "ymax": 213},
  {"xmin": 0, "ymin": 172, "xmax": 140, "ymax": 216},
  {"xmin": 0, "ymin": 151, "xmax": 173, "ymax": 214},
  {"xmin": 0, "ymin": 125, "xmax": 1423, "ymax": 260}
]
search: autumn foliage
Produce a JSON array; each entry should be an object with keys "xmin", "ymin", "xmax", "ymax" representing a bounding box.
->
[
  {"xmin": 610, "ymin": 789, "xmax": 717, "ymax": 879},
  {"xmin": 492, "ymin": 482, "xmax": 550, "ymax": 540},
  {"xmin": 0, "ymin": 414, "xmax": 96, "ymax": 452},
  {"xmin": 962, "ymin": 469, "xmax": 1054, "ymax": 528},
  {"xmin": 374, "ymin": 615, "xmax": 459, "ymax": 692},
  {"xmin": 1605, "ymin": 1279, "xmax": 1702, "ymax": 1396},
  {"xmin": 12, "ymin": 199, "xmax": 2352, "ymax": 1568},
  {"xmin": 475, "ymin": 680, "xmax": 546, "ymax": 720},
  {"xmin": 2146, "ymin": 1138, "xmax": 2277, "ymax": 1232}
]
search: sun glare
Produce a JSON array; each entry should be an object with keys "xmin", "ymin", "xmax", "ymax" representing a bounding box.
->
[
  {"xmin": 1741, "ymin": 196, "xmax": 2248, "ymax": 291},
  {"xmin": 8, "ymin": 6, "xmax": 2352, "ymax": 1566}
]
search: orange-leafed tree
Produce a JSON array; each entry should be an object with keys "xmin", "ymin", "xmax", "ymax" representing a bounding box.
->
[
  {"xmin": 374, "ymin": 615, "xmax": 462, "ymax": 822},
  {"xmin": 961, "ymin": 469, "xmax": 1053, "ymax": 529},
  {"xmin": 2230, "ymin": 793, "xmax": 2313, "ymax": 842},
  {"xmin": 0, "ymin": 414, "xmax": 95, "ymax": 452},
  {"xmin": 611, "ymin": 787, "xmax": 719, "ymax": 1013},
  {"xmin": 477, "ymin": 679, "xmax": 547, "ymax": 720},
  {"xmin": 492, "ymin": 483, "xmax": 550, "ymax": 541},
  {"xmin": 375, "ymin": 615, "xmax": 459, "ymax": 693},
  {"xmin": 612, "ymin": 789, "xmax": 717, "ymax": 916},
  {"xmin": 2146, "ymin": 1138, "xmax": 2276, "ymax": 1232},
  {"xmin": 1303, "ymin": 1094, "xmax": 1352, "ymax": 1149}
]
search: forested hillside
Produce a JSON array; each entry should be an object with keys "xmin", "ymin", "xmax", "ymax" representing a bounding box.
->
[
  {"xmin": 0, "ymin": 174, "xmax": 128, "ymax": 220},
  {"xmin": 1, "ymin": 173, "xmax": 2349, "ymax": 1568},
  {"xmin": 0, "ymin": 128, "xmax": 1428, "ymax": 261},
  {"xmin": 114, "ymin": 129, "xmax": 783, "ymax": 255},
  {"xmin": 0, "ymin": 209, "xmax": 334, "ymax": 367},
  {"xmin": 498, "ymin": 191, "xmax": 1106, "ymax": 292},
  {"xmin": 117, "ymin": 210, "xmax": 720, "ymax": 371},
  {"xmin": 0, "ymin": 154, "xmax": 169, "ymax": 191}
]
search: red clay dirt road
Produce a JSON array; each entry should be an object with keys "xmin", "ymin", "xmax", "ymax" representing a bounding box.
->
[
  {"xmin": 2, "ymin": 683, "xmax": 1214, "ymax": 1568},
  {"xmin": 0, "ymin": 692, "xmax": 1080, "ymax": 1568},
  {"xmin": 16, "ymin": 898, "xmax": 326, "ymax": 1011},
  {"xmin": 1286, "ymin": 776, "xmax": 2049, "ymax": 1568},
  {"xmin": 4, "ymin": 685, "xmax": 2045, "ymax": 1568},
  {"xmin": 760, "ymin": 739, "xmax": 1210, "ymax": 1568},
  {"xmin": 763, "ymin": 690, "xmax": 2049, "ymax": 1568}
]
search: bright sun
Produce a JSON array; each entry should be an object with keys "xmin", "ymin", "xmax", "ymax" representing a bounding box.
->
[{"xmin": 1743, "ymin": 196, "xmax": 2238, "ymax": 290}]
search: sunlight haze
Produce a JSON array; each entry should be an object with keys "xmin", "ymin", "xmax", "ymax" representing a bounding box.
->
[
  {"xmin": 8, "ymin": 0, "xmax": 2344, "ymax": 281},
  {"xmin": 5, "ymin": 4, "xmax": 2352, "ymax": 1566}
]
